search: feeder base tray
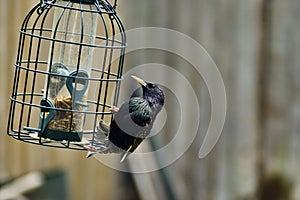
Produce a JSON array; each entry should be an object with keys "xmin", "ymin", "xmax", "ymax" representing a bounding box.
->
[{"xmin": 39, "ymin": 129, "xmax": 82, "ymax": 142}]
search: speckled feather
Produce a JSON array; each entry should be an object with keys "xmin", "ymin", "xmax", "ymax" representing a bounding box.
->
[{"xmin": 108, "ymin": 97, "xmax": 152, "ymax": 152}]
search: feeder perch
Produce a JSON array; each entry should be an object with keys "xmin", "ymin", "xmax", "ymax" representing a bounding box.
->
[{"xmin": 7, "ymin": 0, "xmax": 126, "ymax": 150}]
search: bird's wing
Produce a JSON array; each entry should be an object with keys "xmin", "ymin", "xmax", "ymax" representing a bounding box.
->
[
  {"xmin": 120, "ymin": 137, "xmax": 144, "ymax": 163},
  {"xmin": 110, "ymin": 97, "xmax": 153, "ymax": 162},
  {"xmin": 119, "ymin": 98, "xmax": 153, "ymax": 162}
]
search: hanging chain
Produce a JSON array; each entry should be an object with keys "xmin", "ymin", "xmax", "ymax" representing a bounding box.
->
[
  {"xmin": 40, "ymin": 0, "xmax": 56, "ymax": 4},
  {"xmin": 38, "ymin": 0, "xmax": 55, "ymax": 15},
  {"xmin": 39, "ymin": 0, "xmax": 117, "ymax": 9},
  {"xmin": 113, "ymin": 0, "xmax": 117, "ymax": 9},
  {"xmin": 101, "ymin": 0, "xmax": 117, "ymax": 9}
]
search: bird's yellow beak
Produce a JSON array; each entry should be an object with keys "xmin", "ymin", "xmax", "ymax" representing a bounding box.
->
[{"xmin": 131, "ymin": 75, "xmax": 147, "ymax": 87}]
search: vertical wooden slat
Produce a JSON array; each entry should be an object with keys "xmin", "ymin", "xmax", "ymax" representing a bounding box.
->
[
  {"xmin": 0, "ymin": 0, "xmax": 9, "ymax": 183},
  {"xmin": 5, "ymin": 0, "xmax": 27, "ymax": 179},
  {"xmin": 287, "ymin": 0, "xmax": 300, "ymax": 198},
  {"xmin": 234, "ymin": 0, "xmax": 260, "ymax": 198}
]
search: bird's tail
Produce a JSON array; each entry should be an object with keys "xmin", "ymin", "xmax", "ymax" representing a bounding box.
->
[
  {"xmin": 86, "ymin": 151, "xmax": 96, "ymax": 158},
  {"xmin": 120, "ymin": 151, "xmax": 130, "ymax": 163},
  {"xmin": 120, "ymin": 145, "xmax": 133, "ymax": 163}
]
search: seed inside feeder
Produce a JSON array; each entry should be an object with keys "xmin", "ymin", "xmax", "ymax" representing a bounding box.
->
[{"xmin": 47, "ymin": 95, "xmax": 85, "ymax": 132}]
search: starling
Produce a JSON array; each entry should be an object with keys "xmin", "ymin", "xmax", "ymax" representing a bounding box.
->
[{"xmin": 86, "ymin": 75, "xmax": 165, "ymax": 162}]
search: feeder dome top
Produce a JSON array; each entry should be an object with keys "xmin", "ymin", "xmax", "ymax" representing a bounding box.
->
[{"xmin": 62, "ymin": 0, "xmax": 96, "ymax": 4}]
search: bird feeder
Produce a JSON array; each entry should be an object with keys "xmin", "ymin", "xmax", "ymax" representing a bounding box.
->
[{"xmin": 7, "ymin": 0, "xmax": 126, "ymax": 150}]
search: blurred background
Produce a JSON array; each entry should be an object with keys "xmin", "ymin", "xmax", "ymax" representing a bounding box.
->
[{"xmin": 1, "ymin": 0, "xmax": 300, "ymax": 199}]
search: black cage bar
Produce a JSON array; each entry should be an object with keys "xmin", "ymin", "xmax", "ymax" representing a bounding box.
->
[{"xmin": 7, "ymin": 0, "xmax": 126, "ymax": 150}]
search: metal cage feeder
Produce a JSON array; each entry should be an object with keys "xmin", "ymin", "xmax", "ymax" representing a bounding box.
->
[{"xmin": 7, "ymin": 0, "xmax": 126, "ymax": 150}]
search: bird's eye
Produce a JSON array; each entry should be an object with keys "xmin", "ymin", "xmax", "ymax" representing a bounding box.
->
[{"xmin": 148, "ymin": 83, "xmax": 155, "ymax": 88}]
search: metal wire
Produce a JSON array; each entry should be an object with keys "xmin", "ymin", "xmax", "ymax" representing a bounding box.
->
[{"xmin": 7, "ymin": 0, "xmax": 126, "ymax": 150}]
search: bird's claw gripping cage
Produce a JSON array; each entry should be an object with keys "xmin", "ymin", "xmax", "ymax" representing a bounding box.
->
[{"xmin": 7, "ymin": 0, "xmax": 126, "ymax": 150}]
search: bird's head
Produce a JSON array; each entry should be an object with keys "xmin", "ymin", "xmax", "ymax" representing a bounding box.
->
[{"xmin": 131, "ymin": 75, "xmax": 165, "ymax": 108}]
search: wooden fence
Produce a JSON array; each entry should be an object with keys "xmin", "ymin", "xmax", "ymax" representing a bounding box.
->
[{"xmin": 1, "ymin": 0, "xmax": 300, "ymax": 199}]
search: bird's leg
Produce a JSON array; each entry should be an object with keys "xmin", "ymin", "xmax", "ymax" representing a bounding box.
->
[
  {"xmin": 109, "ymin": 106, "xmax": 119, "ymax": 113},
  {"xmin": 84, "ymin": 145, "xmax": 99, "ymax": 153},
  {"xmin": 85, "ymin": 145, "xmax": 111, "ymax": 158}
]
